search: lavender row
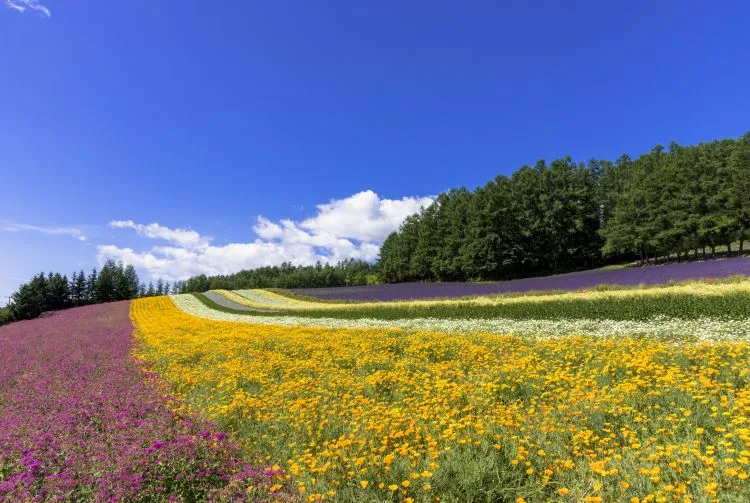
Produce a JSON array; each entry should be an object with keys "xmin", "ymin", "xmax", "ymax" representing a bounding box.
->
[
  {"xmin": 0, "ymin": 302, "xmax": 276, "ymax": 502},
  {"xmin": 294, "ymin": 257, "xmax": 750, "ymax": 301}
]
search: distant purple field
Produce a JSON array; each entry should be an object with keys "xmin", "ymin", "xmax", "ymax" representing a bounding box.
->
[{"xmin": 294, "ymin": 257, "xmax": 750, "ymax": 301}]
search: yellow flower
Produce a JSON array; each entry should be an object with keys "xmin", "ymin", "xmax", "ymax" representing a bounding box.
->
[
  {"xmin": 402, "ymin": 480, "xmax": 411, "ymax": 488},
  {"xmin": 558, "ymin": 487, "xmax": 570, "ymax": 495},
  {"xmin": 130, "ymin": 295, "xmax": 750, "ymax": 503}
]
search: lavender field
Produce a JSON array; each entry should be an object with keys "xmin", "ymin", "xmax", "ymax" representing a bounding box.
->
[
  {"xmin": 294, "ymin": 257, "xmax": 750, "ymax": 301},
  {"xmin": 0, "ymin": 302, "xmax": 275, "ymax": 502}
]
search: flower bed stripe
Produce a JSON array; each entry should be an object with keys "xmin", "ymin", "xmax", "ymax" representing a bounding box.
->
[
  {"xmin": 132, "ymin": 296, "xmax": 750, "ymax": 502},
  {"xmin": 292, "ymin": 257, "xmax": 750, "ymax": 301},
  {"xmin": 0, "ymin": 301, "xmax": 276, "ymax": 501},
  {"xmin": 170, "ymin": 293, "xmax": 750, "ymax": 342}
]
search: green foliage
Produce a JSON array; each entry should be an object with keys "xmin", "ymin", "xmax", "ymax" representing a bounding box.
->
[
  {"xmin": 0, "ymin": 306, "xmax": 12, "ymax": 326},
  {"xmin": 601, "ymin": 137, "xmax": 749, "ymax": 260},
  {"xmin": 380, "ymin": 133, "xmax": 750, "ymax": 283},
  {"xmin": 380, "ymin": 157, "xmax": 605, "ymax": 282},
  {"xmin": 4, "ymin": 261, "xmax": 145, "ymax": 324},
  {"xmin": 178, "ymin": 259, "xmax": 376, "ymax": 293}
]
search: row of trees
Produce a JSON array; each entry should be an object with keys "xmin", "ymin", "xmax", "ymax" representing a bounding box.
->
[
  {"xmin": 177, "ymin": 259, "xmax": 376, "ymax": 293},
  {"xmin": 2, "ymin": 261, "xmax": 176, "ymax": 325},
  {"xmin": 601, "ymin": 136, "xmax": 750, "ymax": 260},
  {"xmin": 1, "ymin": 259, "xmax": 378, "ymax": 326},
  {"xmin": 379, "ymin": 133, "xmax": 750, "ymax": 282}
]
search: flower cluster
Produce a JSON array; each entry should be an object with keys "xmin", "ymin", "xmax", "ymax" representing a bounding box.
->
[
  {"xmin": 171, "ymin": 293, "xmax": 750, "ymax": 342},
  {"xmin": 0, "ymin": 302, "xmax": 277, "ymax": 501},
  {"xmin": 133, "ymin": 296, "xmax": 750, "ymax": 502},
  {"xmin": 291, "ymin": 258, "xmax": 750, "ymax": 301}
]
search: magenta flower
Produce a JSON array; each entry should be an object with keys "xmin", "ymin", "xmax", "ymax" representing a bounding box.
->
[{"xmin": 0, "ymin": 302, "xmax": 277, "ymax": 501}]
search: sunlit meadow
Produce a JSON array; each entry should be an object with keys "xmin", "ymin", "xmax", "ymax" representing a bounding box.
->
[{"xmin": 132, "ymin": 296, "xmax": 750, "ymax": 503}]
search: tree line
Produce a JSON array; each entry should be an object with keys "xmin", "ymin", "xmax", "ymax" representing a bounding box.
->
[
  {"xmin": 378, "ymin": 132, "xmax": 750, "ymax": 282},
  {"xmin": 0, "ymin": 260, "xmax": 177, "ymax": 325},
  {"xmin": 0, "ymin": 259, "xmax": 376, "ymax": 326},
  {"xmin": 177, "ymin": 259, "xmax": 376, "ymax": 293}
]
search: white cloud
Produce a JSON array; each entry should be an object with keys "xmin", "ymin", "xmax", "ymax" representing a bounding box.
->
[
  {"xmin": 300, "ymin": 190, "xmax": 434, "ymax": 243},
  {"xmin": 98, "ymin": 190, "xmax": 434, "ymax": 281},
  {"xmin": 4, "ymin": 0, "xmax": 51, "ymax": 17},
  {"xmin": 1, "ymin": 221, "xmax": 86, "ymax": 241},
  {"xmin": 109, "ymin": 220, "xmax": 210, "ymax": 250}
]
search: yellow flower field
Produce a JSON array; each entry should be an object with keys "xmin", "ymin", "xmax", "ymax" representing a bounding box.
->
[{"xmin": 131, "ymin": 297, "xmax": 750, "ymax": 502}]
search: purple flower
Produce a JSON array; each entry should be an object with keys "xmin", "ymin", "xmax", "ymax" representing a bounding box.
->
[
  {"xmin": 295, "ymin": 257, "xmax": 750, "ymax": 301},
  {"xmin": 0, "ymin": 302, "xmax": 276, "ymax": 501}
]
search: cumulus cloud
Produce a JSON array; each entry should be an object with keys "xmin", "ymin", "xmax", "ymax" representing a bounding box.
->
[
  {"xmin": 300, "ymin": 190, "xmax": 434, "ymax": 243},
  {"xmin": 1, "ymin": 221, "xmax": 86, "ymax": 241},
  {"xmin": 98, "ymin": 190, "xmax": 433, "ymax": 281},
  {"xmin": 109, "ymin": 220, "xmax": 210, "ymax": 250},
  {"xmin": 4, "ymin": 0, "xmax": 51, "ymax": 17}
]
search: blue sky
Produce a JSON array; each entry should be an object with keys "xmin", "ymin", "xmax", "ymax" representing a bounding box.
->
[{"xmin": 2, "ymin": 0, "xmax": 749, "ymax": 301}]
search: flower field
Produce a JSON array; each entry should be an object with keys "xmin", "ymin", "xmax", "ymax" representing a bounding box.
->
[
  {"xmin": 292, "ymin": 257, "xmax": 750, "ymax": 301},
  {"xmin": 129, "ymin": 279, "xmax": 750, "ymax": 503},
  {"xmin": 0, "ymin": 302, "xmax": 278, "ymax": 502},
  {"xmin": 3, "ymin": 275, "xmax": 750, "ymax": 502}
]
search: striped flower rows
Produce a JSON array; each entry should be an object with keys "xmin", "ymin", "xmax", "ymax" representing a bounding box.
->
[
  {"xmin": 222, "ymin": 279, "xmax": 750, "ymax": 311},
  {"xmin": 170, "ymin": 292, "xmax": 750, "ymax": 342},
  {"xmin": 132, "ymin": 296, "xmax": 750, "ymax": 503}
]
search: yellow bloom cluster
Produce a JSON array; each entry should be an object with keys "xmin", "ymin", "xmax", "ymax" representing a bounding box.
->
[{"xmin": 131, "ymin": 297, "xmax": 750, "ymax": 502}]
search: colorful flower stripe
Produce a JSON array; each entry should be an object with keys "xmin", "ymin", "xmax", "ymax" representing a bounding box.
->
[
  {"xmin": 131, "ymin": 296, "xmax": 750, "ymax": 502},
  {"xmin": 292, "ymin": 257, "xmax": 750, "ymax": 301},
  {"xmin": 218, "ymin": 279, "xmax": 750, "ymax": 312},
  {"xmin": 171, "ymin": 293, "xmax": 750, "ymax": 342},
  {"xmin": 204, "ymin": 290, "xmax": 277, "ymax": 312},
  {"xmin": 0, "ymin": 301, "xmax": 276, "ymax": 501},
  {"xmin": 233, "ymin": 289, "xmax": 314, "ymax": 307}
]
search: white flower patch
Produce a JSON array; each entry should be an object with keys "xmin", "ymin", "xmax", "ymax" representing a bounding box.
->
[{"xmin": 169, "ymin": 294, "xmax": 750, "ymax": 342}]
